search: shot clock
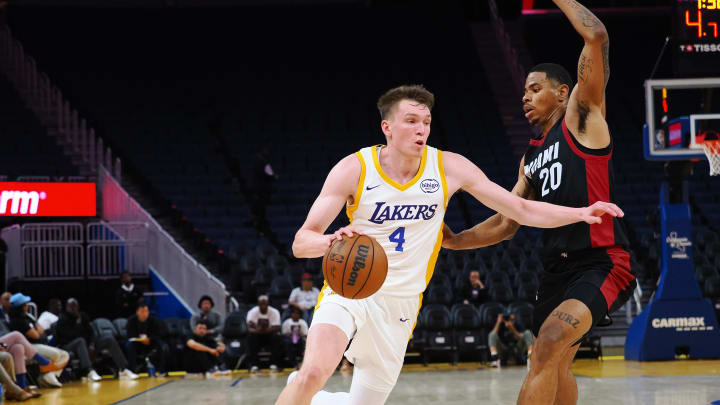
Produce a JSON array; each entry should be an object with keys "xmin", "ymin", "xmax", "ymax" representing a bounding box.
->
[{"xmin": 674, "ymin": 0, "xmax": 720, "ymax": 75}]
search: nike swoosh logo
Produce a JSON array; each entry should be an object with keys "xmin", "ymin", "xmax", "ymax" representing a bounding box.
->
[
  {"xmin": 399, "ymin": 318, "xmax": 409, "ymax": 323},
  {"xmin": 366, "ymin": 185, "xmax": 381, "ymax": 191}
]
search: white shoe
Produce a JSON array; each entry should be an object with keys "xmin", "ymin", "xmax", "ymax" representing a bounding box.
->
[
  {"xmin": 269, "ymin": 364, "xmax": 278, "ymax": 372},
  {"xmin": 119, "ymin": 369, "xmax": 139, "ymax": 380},
  {"xmin": 40, "ymin": 372, "xmax": 63, "ymax": 388},
  {"xmin": 87, "ymin": 369, "xmax": 102, "ymax": 382},
  {"xmin": 287, "ymin": 370, "xmax": 298, "ymax": 386},
  {"xmin": 526, "ymin": 359, "xmax": 531, "ymax": 370},
  {"xmin": 490, "ymin": 360, "xmax": 499, "ymax": 368},
  {"xmin": 250, "ymin": 366, "xmax": 259, "ymax": 373}
]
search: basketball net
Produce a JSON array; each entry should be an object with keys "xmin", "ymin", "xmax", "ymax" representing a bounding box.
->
[{"xmin": 701, "ymin": 140, "xmax": 720, "ymax": 176}]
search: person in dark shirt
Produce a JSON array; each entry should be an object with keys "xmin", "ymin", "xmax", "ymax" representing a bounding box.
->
[
  {"xmin": 190, "ymin": 295, "xmax": 223, "ymax": 340},
  {"xmin": 488, "ymin": 312, "xmax": 534, "ymax": 368},
  {"xmin": 116, "ymin": 271, "xmax": 142, "ymax": 318},
  {"xmin": 123, "ymin": 302, "xmax": 169, "ymax": 374},
  {"xmin": 184, "ymin": 321, "xmax": 227, "ymax": 374},
  {"xmin": 56, "ymin": 298, "xmax": 138, "ymax": 380},
  {"xmin": 458, "ymin": 271, "xmax": 488, "ymax": 305}
]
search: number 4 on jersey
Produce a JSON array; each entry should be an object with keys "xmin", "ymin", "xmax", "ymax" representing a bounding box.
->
[{"xmin": 389, "ymin": 227, "xmax": 406, "ymax": 252}]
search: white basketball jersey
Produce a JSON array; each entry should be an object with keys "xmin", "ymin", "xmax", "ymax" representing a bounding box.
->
[{"xmin": 346, "ymin": 145, "xmax": 447, "ymax": 297}]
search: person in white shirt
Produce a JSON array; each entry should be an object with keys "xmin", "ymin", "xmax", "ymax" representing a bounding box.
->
[
  {"xmin": 37, "ymin": 299, "xmax": 62, "ymax": 332},
  {"xmin": 281, "ymin": 307, "xmax": 309, "ymax": 368},
  {"xmin": 288, "ymin": 273, "xmax": 320, "ymax": 314},
  {"xmin": 246, "ymin": 295, "xmax": 283, "ymax": 372}
]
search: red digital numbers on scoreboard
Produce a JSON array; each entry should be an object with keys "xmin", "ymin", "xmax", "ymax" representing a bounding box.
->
[{"xmin": 685, "ymin": 1, "xmax": 720, "ymax": 38}]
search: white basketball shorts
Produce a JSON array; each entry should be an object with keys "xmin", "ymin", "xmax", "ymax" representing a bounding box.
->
[{"xmin": 311, "ymin": 291, "xmax": 421, "ymax": 393}]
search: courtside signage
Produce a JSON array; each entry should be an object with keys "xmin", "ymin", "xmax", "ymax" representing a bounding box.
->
[{"xmin": 0, "ymin": 182, "xmax": 96, "ymax": 217}]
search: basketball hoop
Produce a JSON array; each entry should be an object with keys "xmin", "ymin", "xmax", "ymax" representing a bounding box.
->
[{"xmin": 700, "ymin": 135, "xmax": 720, "ymax": 176}]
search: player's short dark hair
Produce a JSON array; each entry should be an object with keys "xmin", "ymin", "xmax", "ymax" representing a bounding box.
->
[
  {"xmin": 529, "ymin": 63, "xmax": 573, "ymax": 88},
  {"xmin": 195, "ymin": 320, "xmax": 207, "ymax": 327},
  {"xmin": 377, "ymin": 85, "xmax": 435, "ymax": 120}
]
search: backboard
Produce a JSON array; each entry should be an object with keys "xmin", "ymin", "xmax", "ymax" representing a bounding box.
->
[{"xmin": 643, "ymin": 77, "xmax": 720, "ymax": 161}]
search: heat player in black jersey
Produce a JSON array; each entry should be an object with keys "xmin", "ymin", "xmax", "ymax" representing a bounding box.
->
[{"xmin": 443, "ymin": 1, "xmax": 635, "ymax": 404}]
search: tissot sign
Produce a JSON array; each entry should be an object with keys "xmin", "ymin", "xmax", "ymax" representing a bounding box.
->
[{"xmin": 0, "ymin": 182, "xmax": 96, "ymax": 217}]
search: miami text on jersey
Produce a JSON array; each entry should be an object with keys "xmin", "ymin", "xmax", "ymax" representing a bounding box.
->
[{"xmin": 524, "ymin": 141, "xmax": 560, "ymax": 176}]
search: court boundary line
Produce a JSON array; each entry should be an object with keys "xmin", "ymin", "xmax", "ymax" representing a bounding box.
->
[{"xmin": 110, "ymin": 380, "xmax": 176, "ymax": 404}]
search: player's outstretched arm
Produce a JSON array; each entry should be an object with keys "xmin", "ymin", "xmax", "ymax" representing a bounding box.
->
[
  {"xmin": 555, "ymin": 0, "xmax": 611, "ymax": 142},
  {"xmin": 443, "ymin": 152, "xmax": 623, "ymax": 229},
  {"xmin": 443, "ymin": 158, "xmax": 534, "ymax": 250},
  {"xmin": 292, "ymin": 154, "xmax": 361, "ymax": 259}
]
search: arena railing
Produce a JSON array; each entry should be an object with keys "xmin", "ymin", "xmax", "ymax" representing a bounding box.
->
[
  {"xmin": 487, "ymin": 0, "xmax": 527, "ymax": 95},
  {"xmin": 99, "ymin": 166, "xmax": 230, "ymax": 316},
  {"xmin": 0, "ymin": 24, "xmax": 120, "ymax": 181}
]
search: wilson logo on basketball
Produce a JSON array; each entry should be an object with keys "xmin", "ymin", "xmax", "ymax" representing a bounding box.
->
[
  {"xmin": 420, "ymin": 179, "xmax": 440, "ymax": 193},
  {"xmin": 347, "ymin": 244, "xmax": 370, "ymax": 287}
]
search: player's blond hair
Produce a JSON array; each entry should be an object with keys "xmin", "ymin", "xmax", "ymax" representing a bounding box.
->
[{"xmin": 377, "ymin": 85, "xmax": 435, "ymax": 120}]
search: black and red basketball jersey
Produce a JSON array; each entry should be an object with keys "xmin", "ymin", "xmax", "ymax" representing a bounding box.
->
[{"xmin": 523, "ymin": 116, "xmax": 629, "ymax": 260}]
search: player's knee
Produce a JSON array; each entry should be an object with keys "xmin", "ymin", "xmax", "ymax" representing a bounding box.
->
[
  {"xmin": 295, "ymin": 365, "xmax": 332, "ymax": 392},
  {"xmin": 534, "ymin": 325, "xmax": 573, "ymax": 363}
]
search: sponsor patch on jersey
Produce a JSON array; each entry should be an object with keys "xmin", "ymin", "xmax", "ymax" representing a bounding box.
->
[{"xmin": 420, "ymin": 178, "xmax": 440, "ymax": 193}]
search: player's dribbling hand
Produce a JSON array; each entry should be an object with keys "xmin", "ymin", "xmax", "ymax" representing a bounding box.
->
[
  {"xmin": 330, "ymin": 226, "xmax": 364, "ymax": 241},
  {"xmin": 580, "ymin": 201, "xmax": 624, "ymax": 224}
]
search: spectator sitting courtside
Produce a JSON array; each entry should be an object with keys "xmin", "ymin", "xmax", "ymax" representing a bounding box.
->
[
  {"xmin": 246, "ymin": 295, "xmax": 282, "ymax": 372},
  {"xmin": 7, "ymin": 293, "xmax": 69, "ymax": 388},
  {"xmin": 288, "ymin": 273, "xmax": 319, "ymax": 315},
  {"xmin": 458, "ymin": 271, "xmax": 488, "ymax": 305},
  {"xmin": 124, "ymin": 302, "xmax": 169, "ymax": 375},
  {"xmin": 56, "ymin": 298, "xmax": 139, "ymax": 381},
  {"xmin": 281, "ymin": 307, "xmax": 308, "ymax": 369},
  {"xmin": 488, "ymin": 312, "xmax": 534, "ymax": 368},
  {"xmin": 184, "ymin": 320, "xmax": 228, "ymax": 375},
  {"xmin": 116, "ymin": 271, "xmax": 142, "ymax": 318},
  {"xmin": 0, "ymin": 331, "xmax": 50, "ymax": 399},
  {"xmin": 37, "ymin": 299, "xmax": 62, "ymax": 333},
  {"xmin": 190, "ymin": 295, "xmax": 223, "ymax": 340}
]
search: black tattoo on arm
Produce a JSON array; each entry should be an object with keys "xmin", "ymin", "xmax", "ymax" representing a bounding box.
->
[
  {"xmin": 601, "ymin": 39, "xmax": 610, "ymax": 89},
  {"xmin": 562, "ymin": 0, "xmax": 601, "ymax": 28},
  {"xmin": 551, "ymin": 310, "xmax": 580, "ymax": 328},
  {"xmin": 578, "ymin": 54, "xmax": 593, "ymax": 84}
]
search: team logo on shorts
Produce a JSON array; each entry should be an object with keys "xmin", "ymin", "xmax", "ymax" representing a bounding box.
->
[{"xmin": 420, "ymin": 179, "xmax": 440, "ymax": 193}]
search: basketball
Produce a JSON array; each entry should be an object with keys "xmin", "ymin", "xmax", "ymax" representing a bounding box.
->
[{"xmin": 322, "ymin": 234, "xmax": 388, "ymax": 299}]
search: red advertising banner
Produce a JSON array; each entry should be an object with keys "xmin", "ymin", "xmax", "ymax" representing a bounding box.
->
[{"xmin": 0, "ymin": 182, "xmax": 96, "ymax": 217}]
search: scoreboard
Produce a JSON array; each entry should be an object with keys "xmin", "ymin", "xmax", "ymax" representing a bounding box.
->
[{"xmin": 674, "ymin": 0, "xmax": 720, "ymax": 75}]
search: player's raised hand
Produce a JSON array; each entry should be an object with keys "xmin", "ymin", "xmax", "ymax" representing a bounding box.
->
[
  {"xmin": 331, "ymin": 225, "xmax": 365, "ymax": 241},
  {"xmin": 580, "ymin": 201, "xmax": 624, "ymax": 224}
]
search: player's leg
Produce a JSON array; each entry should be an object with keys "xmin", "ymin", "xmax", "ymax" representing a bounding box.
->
[
  {"xmin": 342, "ymin": 294, "xmax": 419, "ymax": 405},
  {"xmin": 517, "ymin": 298, "xmax": 592, "ymax": 405},
  {"xmin": 553, "ymin": 343, "xmax": 580, "ymax": 405},
  {"xmin": 275, "ymin": 302, "xmax": 355, "ymax": 405},
  {"xmin": 348, "ymin": 372, "xmax": 391, "ymax": 405},
  {"xmin": 275, "ymin": 323, "xmax": 348, "ymax": 405}
]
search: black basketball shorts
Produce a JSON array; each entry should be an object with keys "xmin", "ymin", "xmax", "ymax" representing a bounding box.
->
[{"xmin": 532, "ymin": 246, "xmax": 637, "ymax": 337}]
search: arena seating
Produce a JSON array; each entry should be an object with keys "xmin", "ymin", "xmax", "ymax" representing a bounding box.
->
[{"xmin": 0, "ymin": 74, "xmax": 78, "ymax": 181}]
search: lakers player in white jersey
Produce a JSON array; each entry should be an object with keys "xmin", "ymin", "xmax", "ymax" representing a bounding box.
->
[{"xmin": 274, "ymin": 85, "xmax": 623, "ymax": 405}]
